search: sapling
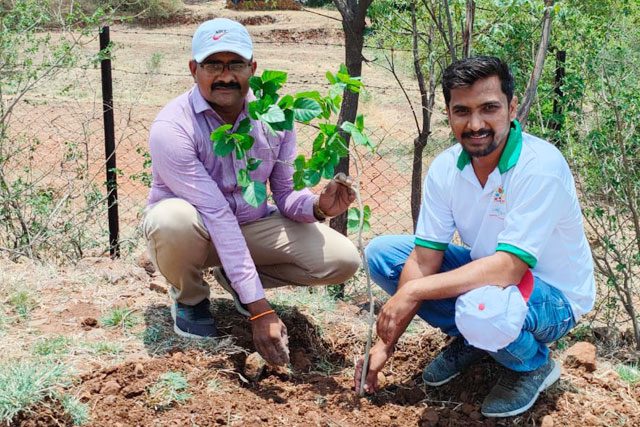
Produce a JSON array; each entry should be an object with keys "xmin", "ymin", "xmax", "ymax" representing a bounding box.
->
[{"xmin": 210, "ymin": 65, "xmax": 376, "ymax": 395}]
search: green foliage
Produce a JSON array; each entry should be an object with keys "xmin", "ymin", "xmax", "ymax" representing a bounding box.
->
[
  {"xmin": 211, "ymin": 65, "xmax": 373, "ymax": 208},
  {"xmin": 0, "ymin": 360, "xmax": 68, "ymax": 424},
  {"xmin": 60, "ymin": 394, "xmax": 89, "ymax": 425},
  {"xmin": 33, "ymin": 335, "xmax": 71, "ymax": 357},
  {"xmin": 85, "ymin": 341, "xmax": 122, "ymax": 355},
  {"xmin": 347, "ymin": 205, "xmax": 371, "ymax": 233},
  {"xmin": 99, "ymin": 307, "xmax": 139, "ymax": 330},
  {"xmin": 146, "ymin": 371, "xmax": 190, "ymax": 411},
  {"xmin": 0, "ymin": 0, "xmax": 111, "ymax": 261},
  {"xmin": 616, "ymin": 363, "xmax": 640, "ymax": 385},
  {"xmin": 8, "ymin": 290, "xmax": 37, "ymax": 320}
]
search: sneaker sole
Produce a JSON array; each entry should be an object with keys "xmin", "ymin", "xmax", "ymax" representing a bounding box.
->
[
  {"xmin": 481, "ymin": 360, "xmax": 561, "ymax": 418},
  {"xmin": 170, "ymin": 302, "xmax": 209, "ymax": 340},
  {"xmin": 423, "ymin": 371, "xmax": 460, "ymax": 387}
]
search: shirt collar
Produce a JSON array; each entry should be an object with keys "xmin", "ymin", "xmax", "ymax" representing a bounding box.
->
[{"xmin": 456, "ymin": 119, "xmax": 523, "ymax": 173}]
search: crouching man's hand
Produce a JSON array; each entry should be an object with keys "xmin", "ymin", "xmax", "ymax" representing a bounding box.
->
[
  {"xmin": 247, "ymin": 299, "xmax": 289, "ymax": 366},
  {"xmin": 317, "ymin": 173, "xmax": 356, "ymax": 218}
]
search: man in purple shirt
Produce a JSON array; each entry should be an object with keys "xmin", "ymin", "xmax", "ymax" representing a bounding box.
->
[{"xmin": 143, "ymin": 18, "xmax": 360, "ymax": 365}]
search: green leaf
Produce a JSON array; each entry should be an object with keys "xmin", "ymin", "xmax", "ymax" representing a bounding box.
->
[
  {"xmin": 210, "ymin": 124, "xmax": 233, "ymax": 142},
  {"xmin": 292, "ymin": 98, "xmax": 323, "ymax": 122},
  {"xmin": 321, "ymin": 163, "xmax": 334, "ymax": 179},
  {"xmin": 278, "ymin": 94, "xmax": 294, "ymax": 110},
  {"xmin": 242, "ymin": 181, "xmax": 267, "ymax": 207},
  {"xmin": 293, "ymin": 155, "xmax": 306, "ymax": 171},
  {"xmin": 236, "ymin": 117, "xmax": 252, "ymax": 134},
  {"xmin": 293, "ymin": 170, "xmax": 305, "ymax": 190},
  {"xmin": 269, "ymin": 109, "xmax": 295, "ymax": 131},
  {"xmin": 249, "ymin": 76, "xmax": 263, "ymax": 95},
  {"xmin": 237, "ymin": 169, "xmax": 251, "ymax": 187},
  {"xmin": 303, "ymin": 170, "xmax": 321, "ymax": 187},
  {"xmin": 261, "ymin": 70, "xmax": 288, "ymax": 85},
  {"xmin": 213, "ymin": 136, "xmax": 235, "ymax": 157},
  {"xmin": 259, "ymin": 104, "xmax": 286, "ymax": 123},
  {"xmin": 312, "ymin": 133, "xmax": 325, "ymax": 154},
  {"xmin": 325, "ymin": 71, "xmax": 337, "ymax": 84},
  {"xmin": 356, "ymin": 114, "xmax": 364, "ymax": 131},
  {"xmin": 246, "ymin": 157, "xmax": 262, "ymax": 171}
]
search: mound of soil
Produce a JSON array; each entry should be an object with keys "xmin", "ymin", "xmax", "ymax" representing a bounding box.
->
[
  {"xmin": 16, "ymin": 296, "xmax": 640, "ymax": 426},
  {"xmin": 239, "ymin": 14, "xmax": 278, "ymax": 25},
  {"xmin": 227, "ymin": 0, "xmax": 302, "ymax": 11}
]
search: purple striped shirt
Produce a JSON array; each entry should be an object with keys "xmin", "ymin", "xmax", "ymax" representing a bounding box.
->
[{"xmin": 148, "ymin": 86, "xmax": 317, "ymax": 304}]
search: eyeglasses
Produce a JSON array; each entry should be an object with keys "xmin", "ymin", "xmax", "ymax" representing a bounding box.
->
[{"xmin": 199, "ymin": 61, "xmax": 251, "ymax": 75}]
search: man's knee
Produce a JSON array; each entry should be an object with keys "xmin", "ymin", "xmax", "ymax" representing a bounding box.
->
[
  {"xmin": 364, "ymin": 235, "xmax": 399, "ymax": 282},
  {"xmin": 333, "ymin": 243, "xmax": 361, "ymax": 282},
  {"xmin": 145, "ymin": 198, "xmax": 207, "ymax": 241}
]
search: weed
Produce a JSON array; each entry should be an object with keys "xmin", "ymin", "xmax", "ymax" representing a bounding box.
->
[
  {"xmin": 616, "ymin": 363, "xmax": 640, "ymax": 385},
  {"xmin": 570, "ymin": 324, "xmax": 592, "ymax": 341},
  {"xmin": 146, "ymin": 371, "xmax": 191, "ymax": 411},
  {"xmin": 206, "ymin": 377, "xmax": 227, "ymax": 394},
  {"xmin": 270, "ymin": 287, "xmax": 336, "ymax": 319},
  {"xmin": 100, "ymin": 307, "xmax": 139, "ymax": 330},
  {"xmin": 33, "ymin": 336, "xmax": 71, "ymax": 357},
  {"xmin": 555, "ymin": 338, "xmax": 569, "ymax": 351},
  {"xmin": 312, "ymin": 356, "xmax": 341, "ymax": 376},
  {"xmin": 0, "ymin": 360, "xmax": 68, "ymax": 424},
  {"xmin": 86, "ymin": 341, "xmax": 122, "ymax": 355},
  {"xmin": 60, "ymin": 394, "xmax": 89, "ymax": 425},
  {"xmin": 141, "ymin": 325, "xmax": 163, "ymax": 345},
  {"xmin": 8, "ymin": 291, "xmax": 37, "ymax": 320}
]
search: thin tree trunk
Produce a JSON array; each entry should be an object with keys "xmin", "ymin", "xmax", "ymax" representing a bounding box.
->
[
  {"xmin": 462, "ymin": 0, "xmax": 475, "ymax": 58},
  {"xmin": 330, "ymin": 0, "xmax": 371, "ymax": 235},
  {"xmin": 517, "ymin": 0, "xmax": 554, "ymax": 128}
]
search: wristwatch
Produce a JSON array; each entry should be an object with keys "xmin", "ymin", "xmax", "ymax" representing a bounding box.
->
[{"xmin": 313, "ymin": 198, "xmax": 329, "ymax": 222}]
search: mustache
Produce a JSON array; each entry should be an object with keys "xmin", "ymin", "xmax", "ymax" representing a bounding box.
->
[
  {"xmin": 211, "ymin": 82, "xmax": 241, "ymax": 90},
  {"xmin": 462, "ymin": 129, "xmax": 494, "ymax": 139}
]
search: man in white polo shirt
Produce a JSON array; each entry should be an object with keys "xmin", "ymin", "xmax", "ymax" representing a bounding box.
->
[{"xmin": 354, "ymin": 56, "xmax": 595, "ymax": 417}]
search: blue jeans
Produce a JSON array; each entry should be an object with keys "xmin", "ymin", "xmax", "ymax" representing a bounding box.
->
[{"xmin": 365, "ymin": 235, "xmax": 576, "ymax": 372}]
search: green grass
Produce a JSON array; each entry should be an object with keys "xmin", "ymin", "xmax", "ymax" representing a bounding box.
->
[
  {"xmin": 8, "ymin": 291, "xmax": 37, "ymax": 320},
  {"xmin": 33, "ymin": 336, "xmax": 71, "ymax": 357},
  {"xmin": 616, "ymin": 363, "xmax": 640, "ymax": 385},
  {"xmin": 146, "ymin": 371, "xmax": 191, "ymax": 411},
  {"xmin": 206, "ymin": 377, "xmax": 227, "ymax": 394},
  {"xmin": 60, "ymin": 394, "xmax": 89, "ymax": 425},
  {"xmin": 0, "ymin": 360, "xmax": 68, "ymax": 424},
  {"xmin": 570, "ymin": 324, "xmax": 592, "ymax": 341},
  {"xmin": 99, "ymin": 307, "xmax": 140, "ymax": 330},
  {"xmin": 141, "ymin": 325, "xmax": 163, "ymax": 345},
  {"xmin": 85, "ymin": 341, "xmax": 122, "ymax": 355},
  {"xmin": 270, "ymin": 288, "xmax": 336, "ymax": 318}
]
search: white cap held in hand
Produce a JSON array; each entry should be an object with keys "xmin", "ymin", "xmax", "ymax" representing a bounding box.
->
[{"xmin": 455, "ymin": 269, "xmax": 534, "ymax": 352}]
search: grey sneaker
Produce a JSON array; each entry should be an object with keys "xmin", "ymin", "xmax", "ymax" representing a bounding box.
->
[
  {"xmin": 481, "ymin": 359, "xmax": 561, "ymax": 418},
  {"xmin": 170, "ymin": 299, "xmax": 217, "ymax": 339},
  {"xmin": 212, "ymin": 267, "xmax": 250, "ymax": 317},
  {"xmin": 422, "ymin": 336, "xmax": 487, "ymax": 386}
]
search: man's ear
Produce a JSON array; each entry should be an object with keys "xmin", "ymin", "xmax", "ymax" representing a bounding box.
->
[
  {"xmin": 250, "ymin": 60, "xmax": 257, "ymax": 75},
  {"xmin": 188, "ymin": 60, "xmax": 197, "ymax": 81},
  {"xmin": 509, "ymin": 95, "xmax": 519, "ymax": 121}
]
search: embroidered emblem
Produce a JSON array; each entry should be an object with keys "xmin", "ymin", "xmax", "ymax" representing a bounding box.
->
[
  {"xmin": 489, "ymin": 185, "xmax": 506, "ymax": 218},
  {"xmin": 212, "ymin": 30, "xmax": 228, "ymax": 41}
]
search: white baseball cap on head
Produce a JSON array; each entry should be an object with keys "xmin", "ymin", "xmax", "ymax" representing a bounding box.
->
[
  {"xmin": 192, "ymin": 18, "xmax": 253, "ymax": 63},
  {"xmin": 455, "ymin": 270, "xmax": 534, "ymax": 352}
]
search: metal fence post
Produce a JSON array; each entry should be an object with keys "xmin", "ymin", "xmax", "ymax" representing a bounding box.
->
[{"xmin": 100, "ymin": 26, "xmax": 120, "ymax": 258}]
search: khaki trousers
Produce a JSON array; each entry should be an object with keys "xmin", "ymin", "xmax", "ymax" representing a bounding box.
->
[{"xmin": 143, "ymin": 198, "xmax": 361, "ymax": 305}]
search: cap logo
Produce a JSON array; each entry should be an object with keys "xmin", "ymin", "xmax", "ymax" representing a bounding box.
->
[
  {"xmin": 478, "ymin": 303, "xmax": 485, "ymax": 311},
  {"xmin": 212, "ymin": 30, "xmax": 228, "ymax": 41}
]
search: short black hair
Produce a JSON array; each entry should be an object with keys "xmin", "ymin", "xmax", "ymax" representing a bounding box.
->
[{"xmin": 442, "ymin": 56, "xmax": 514, "ymax": 106}]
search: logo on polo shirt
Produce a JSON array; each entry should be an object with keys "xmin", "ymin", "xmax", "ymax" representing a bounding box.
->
[
  {"xmin": 212, "ymin": 30, "xmax": 228, "ymax": 41},
  {"xmin": 489, "ymin": 185, "xmax": 506, "ymax": 218}
]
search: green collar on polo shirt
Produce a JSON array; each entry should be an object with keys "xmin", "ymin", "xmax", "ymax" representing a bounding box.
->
[{"xmin": 456, "ymin": 119, "xmax": 523, "ymax": 173}]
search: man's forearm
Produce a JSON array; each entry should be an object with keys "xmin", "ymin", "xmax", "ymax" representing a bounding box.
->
[{"xmin": 403, "ymin": 251, "xmax": 528, "ymax": 302}]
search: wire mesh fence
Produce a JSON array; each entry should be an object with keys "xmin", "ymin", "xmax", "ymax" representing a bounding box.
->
[{"xmin": 1, "ymin": 25, "xmax": 451, "ymax": 262}]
